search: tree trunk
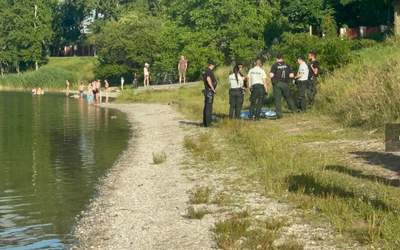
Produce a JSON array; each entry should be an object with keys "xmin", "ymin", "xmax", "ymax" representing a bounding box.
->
[
  {"xmin": 35, "ymin": 61, "xmax": 38, "ymax": 71},
  {"xmin": 394, "ymin": 1, "xmax": 400, "ymax": 36}
]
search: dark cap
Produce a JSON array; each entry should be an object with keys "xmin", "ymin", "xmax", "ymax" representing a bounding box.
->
[
  {"xmin": 208, "ymin": 59, "xmax": 216, "ymax": 66},
  {"xmin": 297, "ymin": 55, "xmax": 305, "ymax": 61},
  {"xmin": 276, "ymin": 53, "xmax": 283, "ymax": 59}
]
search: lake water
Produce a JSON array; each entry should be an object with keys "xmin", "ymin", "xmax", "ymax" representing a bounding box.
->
[{"xmin": 0, "ymin": 92, "xmax": 130, "ymax": 249}]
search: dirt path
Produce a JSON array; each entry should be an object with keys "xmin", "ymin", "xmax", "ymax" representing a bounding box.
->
[{"xmin": 73, "ymin": 103, "xmax": 216, "ymax": 250}]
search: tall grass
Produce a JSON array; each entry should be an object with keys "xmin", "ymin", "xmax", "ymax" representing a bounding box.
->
[
  {"xmin": 0, "ymin": 57, "xmax": 96, "ymax": 91},
  {"xmin": 200, "ymin": 115, "xmax": 400, "ymax": 248},
  {"xmin": 316, "ymin": 37, "xmax": 400, "ymax": 128},
  {"xmin": 0, "ymin": 67, "xmax": 79, "ymax": 91}
]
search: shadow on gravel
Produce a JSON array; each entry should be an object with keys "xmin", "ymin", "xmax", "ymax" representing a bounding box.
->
[
  {"xmin": 286, "ymin": 173, "xmax": 391, "ymax": 211},
  {"xmin": 325, "ymin": 165, "xmax": 400, "ymax": 188},
  {"xmin": 350, "ymin": 151, "xmax": 400, "ymax": 174}
]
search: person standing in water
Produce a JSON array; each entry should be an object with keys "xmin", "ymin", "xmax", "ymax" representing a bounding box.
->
[
  {"xmin": 79, "ymin": 83, "xmax": 85, "ymax": 97},
  {"xmin": 104, "ymin": 79, "xmax": 109, "ymax": 103},
  {"xmin": 65, "ymin": 80, "xmax": 70, "ymax": 96}
]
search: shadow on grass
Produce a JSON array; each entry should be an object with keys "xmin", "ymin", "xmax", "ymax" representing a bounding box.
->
[
  {"xmin": 325, "ymin": 165, "xmax": 400, "ymax": 188},
  {"xmin": 179, "ymin": 121, "xmax": 203, "ymax": 127},
  {"xmin": 286, "ymin": 173, "xmax": 390, "ymax": 211},
  {"xmin": 350, "ymin": 151, "xmax": 400, "ymax": 174}
]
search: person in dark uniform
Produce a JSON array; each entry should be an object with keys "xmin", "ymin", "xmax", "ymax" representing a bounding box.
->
[
  {"xmin": 308, "ymin": 51, "xmax": 320, "ymax": 103},
  {"xmin": 269, "ymin": 54, "xmax": 297, "ymax": 119},
  {"xmin": 248, "ymin": 59, "xmax": 268, "ymax": 121},
  {"xmin": 228, "ymin": 63, "xmax": 246, "ymax": 119},
  {"xmin": 203, "ymin": 60, "xmax": 217, "ymax": 127}
]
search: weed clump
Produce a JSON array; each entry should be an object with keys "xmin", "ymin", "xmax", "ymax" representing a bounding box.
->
[
  {"xmin": 189, "ymin": 187, "xmax": 211, "ymax": 204},
  {"xmin": 152, "ymin": 151, "xmax": 167, "ymax": 164}
]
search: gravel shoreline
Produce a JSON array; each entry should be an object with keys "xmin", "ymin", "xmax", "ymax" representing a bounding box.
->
[{"xmin": 73, "ymin": 103, "xmax": 216, "ymax": 250}]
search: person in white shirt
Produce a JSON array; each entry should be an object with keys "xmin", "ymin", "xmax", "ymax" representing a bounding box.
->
[
  {"xmin": 294, "ymin": 55, "xmax": 309, "ymax": 112},
  {"xmin": 120, "ymin": 77, "xmax": 124, "ymax": 90},
  {"xmin": 228, "ymin": 63, "xmax": 246, "ymax": 118},
  {"xmin": 247, "ymin": 59, "xmax": 268, "ymax": 121},
  {"xmin": 144, "ymin": 63, "xmax": 150, "ymax": 87}
]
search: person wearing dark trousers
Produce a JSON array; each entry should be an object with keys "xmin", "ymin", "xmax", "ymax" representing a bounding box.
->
[
  {"xmin": 308, "ymin": 51, "xmax": 320, "ymax": 103},
  {"xmin": 203, "ymin": 60, "xmax": 217, "ymax": 127},
  {"xmin": 248, "ymin": 59, "xmax": 268, "ymax": 120},
  {"xmin": 228, "ymin": 63, "xmax": 246, "ymax": 119},
  {"xmin": 269, "ymin": 54, "xmax": 297, "ymax": 119},
  {"xmin": 294, "ymin": 56, "xmax": 309, "ymax": 112}
]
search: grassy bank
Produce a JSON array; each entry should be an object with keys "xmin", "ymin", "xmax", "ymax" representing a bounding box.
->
[
  {"xmin": 0, "ymin": 57, "xmax": 96, "ymax": 91},
  {"xmin": 116, "ymin": 42, "xmax": 400, "ymax": 248},
  {"xmin": 316, "ymin": 37, "xmax": 400, "ymax": 129}
]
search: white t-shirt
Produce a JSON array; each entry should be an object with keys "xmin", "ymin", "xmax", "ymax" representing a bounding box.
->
[
  {"xmin": 298, "ymin": 62, "xmax": 309, "ymax": 81},
  {"xmin": 248, "ymin": 66, "xmax": 267, "ymax": 85},
  {"xmin": 228, "ymin": 73, "xmax": 243, "ymax": 89},
  {"xmin": 144, "ymin": 67, "xmax": 149, "ymax": 76}
]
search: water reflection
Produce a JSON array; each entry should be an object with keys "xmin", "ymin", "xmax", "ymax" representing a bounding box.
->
[{"xmin": 0, "ymin": 92, "xmax": 130, "ymax": 249}]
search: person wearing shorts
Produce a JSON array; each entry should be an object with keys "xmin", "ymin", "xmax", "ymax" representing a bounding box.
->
[
  {"xmin": 79, "ymin": 83, "xmax": 84, "ymax": 97},
  {"xmin": 178, "ymin": 55, "xmax": 188, "ymax": 84},
  {"xmin": 144, "ymin": 63, "xmax": 150, "ymax": 87}
]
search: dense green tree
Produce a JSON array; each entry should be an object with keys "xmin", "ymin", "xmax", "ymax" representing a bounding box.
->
[
  {"xmin": 0, "ymin": 0, "xmax": 55, "ymax": 72},
  {"xmin": 90, "ymin": 12, "xmax": 163, "ymax": 79}
]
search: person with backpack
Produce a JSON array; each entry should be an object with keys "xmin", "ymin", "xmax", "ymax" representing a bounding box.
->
[
  {"xmin": 228, "ymin": 63, "xmax": 246, "ymax": 119},
  {"xmin": 269, "ymin": 54, "xmax": 297, "ymax": 119}
]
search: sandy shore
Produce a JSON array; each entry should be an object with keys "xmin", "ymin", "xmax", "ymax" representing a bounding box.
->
[{"xmin": 73, "ymin": 103, "xmax": 216, "ymax": 249}]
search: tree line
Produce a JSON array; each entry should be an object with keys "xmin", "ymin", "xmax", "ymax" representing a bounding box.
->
[{"xmin": 0, "ymin": 0, "xmax": 394, "ymax": 81}]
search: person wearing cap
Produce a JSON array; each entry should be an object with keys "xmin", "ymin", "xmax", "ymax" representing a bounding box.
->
[
  {"xmin": 228, "ymin": 63, "xmax": 246, "ymax": 118},
  {"xmin": 308, "ymin": 51, "xmax": 320, "ymax": 103},
  {"xmin": 202, "ymin": 60, "xmax": 217, "ymax": 127},
  {"xmin": 294, "ymin": 55, "xmax": 309, "ymax": 112},
  {"xmin": 144, "ymin": 63, "xmax": 150, "ymax": 87},
  {"xmin": 247, "ymin": 59, "xmax": 268, "ymax": 121},
  {"xmin": 269, "ymin": 54, "xmax": 297, "ymax": 119}
]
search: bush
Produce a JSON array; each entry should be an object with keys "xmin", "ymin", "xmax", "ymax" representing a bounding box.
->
[{"xmin": 271, "ymin": 32, "xmax": 380, "ymax": 72}]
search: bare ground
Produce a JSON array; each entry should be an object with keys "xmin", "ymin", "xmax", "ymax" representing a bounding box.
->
[
  {"xmin": 72, "ymin": 104, "xmax": 397, "ymax": 250},
  {"xmin": 73, "ymin": 103, "xmax": 216, "ymax": 250}
]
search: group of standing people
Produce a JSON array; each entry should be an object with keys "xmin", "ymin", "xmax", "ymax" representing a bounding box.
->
[
  {"xmin": 87, "ymin": 79, "xmax": 109, "ymax": 102},
  {"xmin": 67, "ymin": 79, "xmax": 110, "ymax": 103},
  {"xmin": 202, "ymin": 52, "xmax": 320, "ymax": 127}
]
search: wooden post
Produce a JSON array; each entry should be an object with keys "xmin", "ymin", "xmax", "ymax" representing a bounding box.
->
[{"xmin": 394, "ymin": 1, "xmax": 400, "ymax": 36}]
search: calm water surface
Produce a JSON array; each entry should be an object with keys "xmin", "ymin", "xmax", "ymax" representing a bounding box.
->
[{"xmin": 0, "ymin": 92, "xmax": 130, "ymax": 249}]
